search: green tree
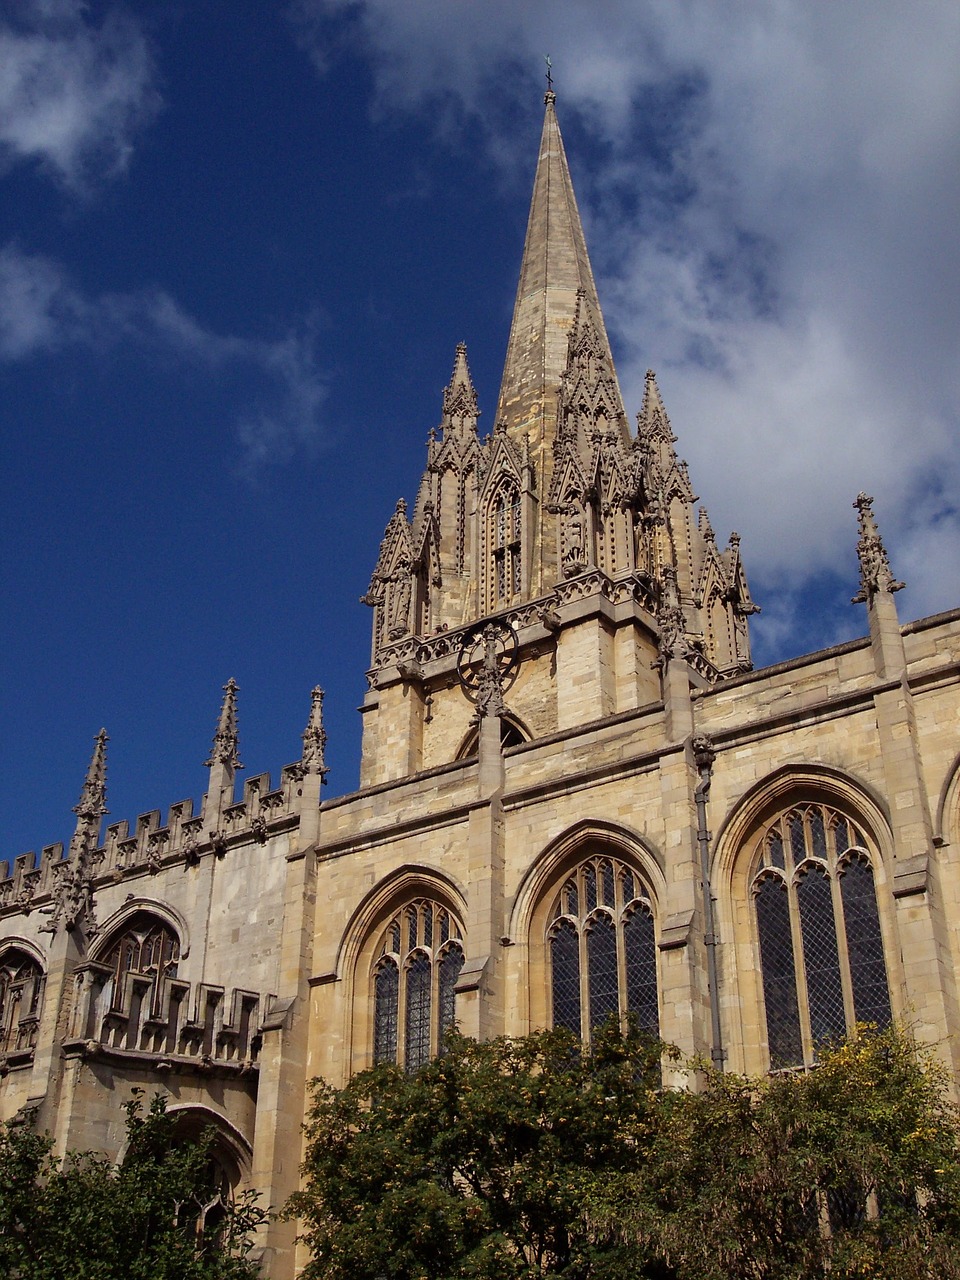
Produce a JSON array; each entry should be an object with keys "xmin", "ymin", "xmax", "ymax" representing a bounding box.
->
[
  {"xmin": 289, "ymin": 1024, "xmax": 667, "ymax": 1280},
  {"xmin": 584, "ymin": 1027, "xmax": 960, "ymax": 1280},
  {"xmin": 290, "ymin": 1025, "xmax": 960, "ymax": 1280},
  {"xmin": 0, "ymin": 1092, "xmax": 266, "ymax": 1280}
]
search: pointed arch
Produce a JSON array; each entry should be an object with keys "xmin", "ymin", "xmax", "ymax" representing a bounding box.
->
[
  {"xmin": 0, "ymin": 940, "xmax": 46, "ymax": 1055},
  {"xmin": 513, "ymin": 820, "xmax": 666, "ymax": 1038},
  {"xmin": 714, "ymin": 767, "xmax": 897, "ymax": 1073},
  {"xmin": 453, "ymin": 711, "xmax": 532, "ymax": 761},
  {"xmin": 333, "ymin": 866, "xmax": 468, "ymax": 1073},
  {"xmin": 934, "ymin": 749, "xmax": 960, "ymax": 846}
]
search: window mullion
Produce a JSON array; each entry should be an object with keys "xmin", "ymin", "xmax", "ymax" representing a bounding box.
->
[
  {"xmin": 829, "ymin": 854, "xmax": 857, "ymax": 1034},
  {"xmin": 787, "ymin": 876, "xmax": 815, "ymax": 1066}
]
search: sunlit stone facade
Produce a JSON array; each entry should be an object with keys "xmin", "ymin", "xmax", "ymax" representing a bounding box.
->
[{"xmin": 2, "ymin": 96, "xmax": 958, "ymax": 1279}]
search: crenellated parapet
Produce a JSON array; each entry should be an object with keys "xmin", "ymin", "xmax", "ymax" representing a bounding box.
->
[{"xmin": 1, "ymin": 681, "xmax": 325, "ymax": 923}]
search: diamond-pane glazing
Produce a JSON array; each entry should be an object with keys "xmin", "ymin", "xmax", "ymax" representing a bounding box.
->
[
  {"xmin": 550, "ymin": 920, "xmax": 581, "ymax": 1033},
  {"xmin": 404, "ymin": 952, "xmax": 432, "ymax": 1072},
  {"xmin": 601, "ymin": 860, "xmax": 615, "ymax": 908},
  {"xmin": 840, "ymin": 857, "xmax": 891, "ymax": 1028},
  {"xmin": 587, "ymin": 913, "xmax": 619, "ymax": 1031},
  {"xmin": 797, "ymin": 865, "xmax": 845, "ymax": 1047},
  {"xmin": 438, "ymin": 944, "xmax": 464, "ymax": 1042},
  {"xmin": 623, "ymin": 906, "xmax": 659, "ymax": 1036},
  {"xmin": 373, "ymin": 958, "xmax": 399, "ymax": 1064},
  {"xmin": 584, "ymin": 864, "xmax": 597, "ymax": 912},
  {"xmin": 755, "ymin": 876, "xmax": 803, "ymax": 1067},
  {"xmin": 810, "ymin": 809, "xmax": 827, "ymax": 860}
]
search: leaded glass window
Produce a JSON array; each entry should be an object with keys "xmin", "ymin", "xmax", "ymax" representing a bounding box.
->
[
  {"xmin": 0, "ymin": 950, "xmax": 44, "ymax": 1054},
  {"xmin": 751, "ymin": 803, "xmax": 891, "ymax": 1068},
  {"xmin": 547, "ymin": 854, "xmax": 659, "ymax": 1041},
  {"xmin": 371, "ymin": 899, "xmax": 464, "ymax": 1070},
  {"xmin": 99, "ymin": 913, "xmax": 180, "ymax": 1018}
]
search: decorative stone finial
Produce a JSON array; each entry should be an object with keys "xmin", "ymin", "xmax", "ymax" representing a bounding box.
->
[
  {"xmin": 205, "ymin": 678, "xmax": 243, "ymax": 771},
  {"xmin": 73, "ymin": 728, "xmax": 108, "ymax": 828},
  {"xmin": 41, "ymin": 729, "xmax": 109, "ymax": 935},
  {"xmin": 301, "ymin": 686, "xmax": 328, "ymax": 778},
  {"xmin": 657, "ymin": 565, "xmax": 689, "ymax": 664},
  {"xmin": 852, "ymin": 493, "xmax": 905, "ymax": 604}
]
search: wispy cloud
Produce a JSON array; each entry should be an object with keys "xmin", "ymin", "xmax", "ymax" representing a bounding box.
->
[
  {"xmin": 0, "ymin": 243, "xmax": 327, "ymax": 473},
  {"xmin": 291, "ymin": 0, "xmax": 960, "ymax": 637},
  {"xmin": 0, "ymin": 0, "xmax": 160, "ymax": 191}
]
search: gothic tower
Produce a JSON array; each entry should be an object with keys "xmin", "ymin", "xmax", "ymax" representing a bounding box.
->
[{"xmin": 359, "ymin": 92, "xmax": 758, "ymax": 786}]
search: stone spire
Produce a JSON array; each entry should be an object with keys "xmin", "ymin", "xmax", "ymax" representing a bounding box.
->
[
  {"xmin": 73, "ymin": 728, "xmax": 108, "ymax": 836},
  {"xmin": 852, "ymin": 492, "xmax": 905, "ymax": 604},
  {"xmin": 41, "ymin": 730, "xmax": 108, "ymax": 935},
  {"xmin": 300, "ymin": 686, "xmax": 328, "ymax": 778},
  {"xmin": 441, "ymin": 342, "xmax": 480, "ymax": 440},
  {"xmin": 495, "ymin": 92, "xmax": 622, "ymax": 464},
  {"xmin": 206, "ymin": 677, "xmax": 243, "ymax": 772}
]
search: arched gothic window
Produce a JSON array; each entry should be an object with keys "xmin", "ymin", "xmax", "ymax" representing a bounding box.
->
[
  {"xmin": 547, "ymin": 855, "xmax": 659, "ymax": 1041},
  {"xmin": 752, "ymin": 803, "xmax": 891, "ymax": 1068},
  {"xmin": 490, "ymin": 482, "xmax": 522, "ymax": 604},
  {"xmin": 99, "ymin": 912, "xmax": 180, "ymax": 1018},
  {"xmin": 0, "ymin": 949, "xmax": 44, "ymax": 1054},
  {"xmin": 372, "ymin": 900, "xmax": 464, "ymax": 1071}
]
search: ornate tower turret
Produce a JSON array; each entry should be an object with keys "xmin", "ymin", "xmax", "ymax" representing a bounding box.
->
[{"xmin": 359, "ymin": 92, "xmax": 758, "ymax": 785}]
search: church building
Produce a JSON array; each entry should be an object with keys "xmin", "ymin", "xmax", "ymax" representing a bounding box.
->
[{"xmin": 2, "ymin": 93, "xmax": 959, "ymax": 1278}]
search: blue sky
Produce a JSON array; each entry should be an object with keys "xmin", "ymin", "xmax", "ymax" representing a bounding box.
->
[{"xmin": 2, "ymin": 1, "xmax": 958, "ymax": 861}]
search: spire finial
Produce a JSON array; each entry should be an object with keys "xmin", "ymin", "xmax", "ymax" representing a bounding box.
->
[
  {"xmin": 544, "ymin": 55, "xmax": 554, "ymax": 99},
  {"xmin": 74, "ymin": 728, "xmax": 108, "ymax": 826},
  {"xmin": 301, "ymin": 686, "xmax": 329, "ymax": 778},
  {"xmin": 852, "ymin": 492, "xmax": 905, "ymax": 604},
  {"xmin": 41, "ymin": 729, "xmax": 108, "ymax": 935},
  {"xmin": 206, "ymin": 678, "xmax": 243, "ymax": 771}
]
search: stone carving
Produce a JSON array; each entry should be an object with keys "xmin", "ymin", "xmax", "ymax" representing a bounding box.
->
[
  {"xmin": 205, "ymin": 679, "xmax": 242, "ymax": 771},
  {"xmin": 300, "ymin": 686, "xmax": 328, "ymax": 778},
  {"xmin": 41, "ymin": 730, "xmax": 108, "ymax": 935},
  {"xmin": 457, "ymin": 620, "xmax": 519, "ymax": 723},
  {"xmin": 388, "ymin": 560, "xmax": 413, "ymax": 640},
  {"xmin": 656, "ymin": 566, "xmax": 689, "ymax": 665},
  {"xmin": 852, "ymin": 492, "xmax": 905, "ymax": 604},
  {"xmin": 561, "ymin": 506, "xmax": 587, "ymax": 578}
]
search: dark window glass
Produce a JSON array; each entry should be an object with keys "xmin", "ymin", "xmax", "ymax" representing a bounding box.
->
[
  {"xmin": 422, "ymin": 904, "xmax": 433, "ymax": 948},
  {"xmin": 373, "ymin": 958, "xmax": 399, "ymax": 1064},
  {"xmin": 584, "ymin": 864, "xmax": 598, "ymax": 912},
  {"xmin": 756, "ymin": 876, "xmax": 803, "ymax": 1067},
  {"xmin": 587, "ymin": 914, "xmax": 619, "ymax": 1031},
  {"xmin": 797, "ymin": 865, "xmax": 845, "ymax": 1048},
  {"xmin": 623, "ymin": 907, "xmax": 659, "ymax": 1036},
  {"xmin": 550, "ymin": 920, "xmax": 581, "ymax": 1034},
  {"xmin": 789, "ymin": 811, "xmax": 807, "ymax": 864},
  {"xmin": 768, "ymin": 830, "xmax": 785, "ymax": 870},
  {"xmin": 810, "ymin": 809, "xmax": 827, "ymax": 860},
  {"xmin": 438, "ymin": 944, "xmax": 464, "ymax": 1043},
  {"xmin": 834, "ymin": 817, "xmax": 851, "ymax": 854},
  {"xmin": 404, "ymin": 953, "xmax": 432, "ymax": 1073},
  {"xmin": 840, "ymin": 857, "xmax": 892, "ymax": 1029},
  {"xmin": 563, "ymin": 879, "xmax": 578, "ymax": 917},
  {"xmin": 601, "ymin": 860, "xmax": 616, "ymax": 909},
  {"xmin": 621, "ymin": 869, "xmax": 636, "ymax": 905}
]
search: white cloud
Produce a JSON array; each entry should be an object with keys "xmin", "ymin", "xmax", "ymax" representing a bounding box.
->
[
  {"xmin": 292, "ymin": 0, "xmax": 960, "ymax": 636},
  {"xmin": 0, "ymin": 243, "xmax": 327, "ymax": 472},
  {"xmin": 0, "ymin": 0, "xmax": 159, "ymax": 190}
]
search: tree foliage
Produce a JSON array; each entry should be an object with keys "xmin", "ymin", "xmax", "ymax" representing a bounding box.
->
[
  {"xmin": 290, "ymin": 1024, "xmax": 960, "ymax": 1280},
  {"xmin": 0, "ymin": 1092, "xmax": 266, "ymax": 1280}
]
